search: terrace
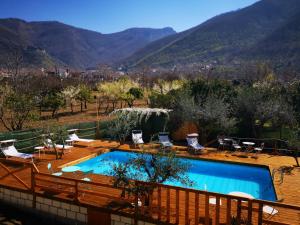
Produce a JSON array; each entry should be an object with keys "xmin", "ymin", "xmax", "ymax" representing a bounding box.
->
[{"xmin": 0, "ymin": 139, "xmax": 299, "ymax": 225}]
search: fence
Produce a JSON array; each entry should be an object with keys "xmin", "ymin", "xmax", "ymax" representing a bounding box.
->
[
  {"xmin": 33, "ymin": 172, "xmax": 300, "ymax": 225},
  {"xmin": 1, "ymin": 160, "xmax": 300, "ymax": 225},
  {"xmin": 0, "ymin": 121, "xmax": 103, "ymax": 153}
]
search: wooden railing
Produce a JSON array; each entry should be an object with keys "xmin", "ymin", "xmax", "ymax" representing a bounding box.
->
[
  {"xmin": 0, "ymin": 159, "xmax": 38, "ymax": 191},
  {"xmin": 0, "ymin": 160, "xmax": 300, "ymax": 225},
  {"xmin": 32, "ymin": 172, "xmax": 300, "ymax": 225}
]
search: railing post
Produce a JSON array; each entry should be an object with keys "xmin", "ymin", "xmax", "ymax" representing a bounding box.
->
[
  {"xmin": 185, "ymin": 190, "xmax": 189, "ymax": 225},
  {"xmin": 226, "ymin": 197, "xmax": 231, "ymax": 225},
  {"xmin": 75, "ymin": 180, "xmax": 79, "ymax": 203},
  {"xmin": 176, "ymin": 189, "xmax": 179, "ymax": 224},
  {"xmin": 31, "ymin": 165, "xmax": 36, "ymax": 209},
  {"xmin": 134, "ymin": 181, "xmax": 139, "ymax": 225},
  {"xmin": 258, "ymin": 203, "xmax": 263, "ymax": 225}
]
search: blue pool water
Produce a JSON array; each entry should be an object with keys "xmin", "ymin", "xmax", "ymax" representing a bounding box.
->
[{"xmin": 75, "ymin": 150, "xmax": 277, "ymax": 201}]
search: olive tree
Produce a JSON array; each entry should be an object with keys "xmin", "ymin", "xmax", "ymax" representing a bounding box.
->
[
  {"xmin": 0, "ymin": 85, "xmax": 37, "ymax": 131},
  {"xmin": 107, "ymin": 111, "xmax": 139, "ymax": 143},
  {"xmin": 76, "ymin": 84, "xmax": 92, "ymax": 112},
  {"xmin": 61, "ymin": 86, "xmax": 80, "ymax": 113},
  {"xmin": 125, "ymin": 87, "xmax": 144, "ymax": 108},
  {"xmin": 109, "ymin": 150, "xmax": 192, "ymax": 206},
  {"xmin": 40, "ymin": 125, "xmax": 69, "ymax": 160},
  {"xmin": 173, "ymin": 91, "xmax": 236, "ymax": 143}
]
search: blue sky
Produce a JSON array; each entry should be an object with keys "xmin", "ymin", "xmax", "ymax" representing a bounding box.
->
[{"xmin": 0, "ymin": 0, "xmax": 259, "ymax": 34}]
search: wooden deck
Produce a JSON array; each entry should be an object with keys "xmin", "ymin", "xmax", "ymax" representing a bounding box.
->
[{"xmin": 1, "ymin": 140, "xmax": 300, "ymax": 224}]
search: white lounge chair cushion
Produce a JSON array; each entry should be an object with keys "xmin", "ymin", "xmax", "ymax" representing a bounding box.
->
[
  {"xmin": 44, "ymin": 139, "xmax": 73, "ymax": 149},
  {"xmin": 2, "ymin": 146, "xmax": 33, "ymax": 159},
  {"xmin": 187, "ymin": 137, "xmax": 204, "ymax": 150},
  {"xmin": 159, "ymin": 135, "xmax": 173, "ymax": 147},
  {"xmin": 68, "ymin": 133, "xmax": 94, "ymax": 142},
  {"xmin": 132, "ymin": 133, "xmax": 144, "ymax": 144},
  {"xmin": 263, "ymin": 205, "xmax": 278, "ymax": 215},
  {"xmin": 55, "ymin": 144, "xmax": 73, "ymax": 149}
]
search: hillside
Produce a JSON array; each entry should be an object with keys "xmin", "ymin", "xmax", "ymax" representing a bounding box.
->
[
  {"xmin": 124, "ymin": 0, "xmax": 300, "ymax": 70},
  {"xmin": 0, "ymin": 19, "xmax": 175, "ymax": 69}
]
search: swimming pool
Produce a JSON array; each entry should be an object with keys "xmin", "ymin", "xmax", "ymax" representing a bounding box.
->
[{"xmin": 75, "ymin": 150, "xmax": 277, "ymax": 201}]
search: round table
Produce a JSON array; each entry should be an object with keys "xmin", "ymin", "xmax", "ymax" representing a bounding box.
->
[
  {"xmin": 62, "ymin": 166, "xmax": 80, "ymax": 173},
  {"xmin": 242, "ymin": 142, "xmax": 255, "ymax": 151},
  {"xmin": 34, "ymin": 146, "xmax": 45, "ymax": 158},
  {"xmin": 242, "ymin": 142, "xmax": 255, "ymax": 146},
  {"xmin": 228, "ymin": 191, "xmax": 254, "ymax": 199}
]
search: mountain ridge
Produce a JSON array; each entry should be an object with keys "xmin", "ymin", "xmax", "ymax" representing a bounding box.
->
[
  {"xmin": 0, "ymin": 18, "xmax": 176, "ymax": 69},
  {"xmin": 124, "ymin": 0, "xmax": 300, "ymax": 71}
]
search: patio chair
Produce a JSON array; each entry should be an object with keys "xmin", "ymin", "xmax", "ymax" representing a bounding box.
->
[
  {"xmin": 44, "ymin": 138, "xmax": 73, "ymax": 151},
  {"xmin": 158, "ymin": 132, "xmax": 173, "ymax": 150},
  {"xmin": 68, "ymin": 129, "xmax": 94, "ymax": 143},
  {"xmin": 254, "ymin": 143, "xmax": 264, "ymax": 154},
  {"xmin": 217, "ymin": 138, "xmax": 225, "ymax": 150},
  {"xmin": 232, "ymin": 139, "xmax": 242, "ymax": 151},
  {"xmin": 186, "ymin": 133, "xmax": 204, "ymax": 154},
  {"xmin": 132, "ymin": 130, "xmax": 144, "ymax": 148},
  {"xmin": 0, "ymin": 140, "xmax": 34, "ymax": 161}
]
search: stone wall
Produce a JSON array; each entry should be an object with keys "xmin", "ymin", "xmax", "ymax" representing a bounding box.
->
[
  {"xmin": 111, "ymin": 214, "xmax": 156, "ymax": 225},
  {"xmin": 0, "ymin": 186, "xmax": 87, "ymax": 224},
  {"xmin": 0, "ymin": 186, "xmax": 159, "ymax": 225}
]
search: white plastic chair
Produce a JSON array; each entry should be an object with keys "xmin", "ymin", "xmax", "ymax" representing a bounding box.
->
[
  {"xmin": 0, "ymin": 140, "xmax": 34, "ymax": 161},
  {"xmin": 158, "ymin": 132, "xmax": 173, "ymax": 149},
  {"xmin": 132, "ymin": 130, "xmax": 144, "ymax": 148},
  {"xmin": 186, "ymin": 133, "xmax": 204, "ymax": 154}
]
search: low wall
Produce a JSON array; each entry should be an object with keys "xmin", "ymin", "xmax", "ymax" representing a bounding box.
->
[
  {"xmin": 111, "ymin": 214, "xmax": 156, "ymax": 225},
  {"xmin": 0, "ymin": 186, "xmax": 156, "ymax": 225},
  {"xmin": 0, "ymin": 186, "xmax": 87, "ymax": 224}
]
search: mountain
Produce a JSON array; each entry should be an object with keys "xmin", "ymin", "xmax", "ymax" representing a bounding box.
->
[
  {"xmin": 124, "ymin": 0, "xmax": 300, "ymax": 71},
  {"xmin": 0, "ymin": 18, "xmax": 176, "ymax": 69},
  {"xmin": 243, "ymin": 11, "xmax": 300, "ymax": 71}
]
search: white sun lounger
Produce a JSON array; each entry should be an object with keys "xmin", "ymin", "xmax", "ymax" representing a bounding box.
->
[
  {"xmin": 132, "ymin": 130, "xmax": 144, "ymax": 147},
  {"xmin": 68, "ymin": 133, "xmax": 94, "ymax": 143},
  {"xmin": 158, "ymin": 132, "xmax": 173, "ymax": 149},
  {"xmin": 0, "ymin": 140, "xmax": 34, "ymax": 160},
  {"xmin": 186, "ymin": 133, "xmax": 204, "ymax": 154}
]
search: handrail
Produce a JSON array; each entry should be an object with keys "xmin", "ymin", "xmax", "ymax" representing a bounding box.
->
[
  {"xmin": 34, "ymin": 171, "xmax": 300, "ymax": 212},
  {"xmin": 1, "ymin": 160, "xmax": 299, "ymax": 224}
]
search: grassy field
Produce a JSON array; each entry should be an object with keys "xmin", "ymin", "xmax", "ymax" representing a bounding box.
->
[{"xmin": 0, "ymin": 99, "xmax": 146, "ymax": 133}]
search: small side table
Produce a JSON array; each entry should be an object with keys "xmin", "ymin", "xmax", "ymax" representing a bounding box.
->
[{"xmin": 34, "ymin": 146, "xmax": 45, "ymax": 158}]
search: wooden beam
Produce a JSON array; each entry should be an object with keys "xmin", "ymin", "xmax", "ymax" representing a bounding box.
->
[
  {"xmin": 176, "ymin": 189, "xmax": 179, "ymax": 224},
  {"xmin": 185, "ymin": 190, "xmax": 189, "ymax": 225},
  {"xmin": 226, "ymin": 198, "xmax": 231, "ymax": 225},
  {"xmin": 0, "ymin": 162, "xmax": 30, "ymax": 190},
  {"xmin": 205, "ymin": 194, "xmax": 210, "ymax": 225},
  {"xmin": 194, "ymin": 192, "xmax": 199, "ymax": 225}
]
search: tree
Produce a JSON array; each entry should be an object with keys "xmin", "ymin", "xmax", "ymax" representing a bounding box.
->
[
  {"xmin": 109, "ymin": 150, "xmax": 192, "ymax": 206},
  {"xmin": 235, "ymin": 82, "xmax": 294, "ymax": 138},
  {"xmin": 0, "ymin": 85, "xmax": 37, "ymax": 131},
  {"xmin": 61, "ymin": 86, "xmax": 80, "ymax": 113},
  {"xmin": 76, "ymin": 84, "xmax": 92, "ymax": 112},
  {"xmin": 40, "ymin": 125, "xmax": 69, "ymax": 160},
  {"xmin": 97, "ymin": 77, "xmax": 140, "ymax": 111},
  {"xmin": 287, "ymin": 128, "xmax": 300, "ymax": 167},
  {"xmin": 173, "ymin": 91, "xmax": 236, "ymax": 143},
  {"xmin": 107, "ymin": 111, "xmax": 139, "ymax": 143},
  {"xmin": 125, "ymin": 87, "xmax": 144, "ymax": 108},
  {"xmin": 40, "ymin": 92, "xmax": 65, "ymax": 118}
]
